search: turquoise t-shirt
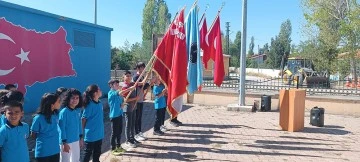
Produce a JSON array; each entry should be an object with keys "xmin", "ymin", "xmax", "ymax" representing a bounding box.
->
[
  {"xmin": 59, "ymin": 107, "xmax": 82, "ymax": 144},
  {"xmin": 0, "ymin": 114, "xmax": 6, "ymax": 127},
  {"xmin": 153, "ymin": 84, "xmax": 166, "ymax": 109},
  {"xmin": 82, "ymin": 100, "xmax": 104, "ymax": 142},
  {"xmin": 30, "ymin": 114, "xmax": 60, "ymax": 157},
  {"xmin": 0, "ymin": 122, "xmax": 30, "ymax": 162},
  {"xmin": 108, "ymin": 89, "xmax": 123, "ymax": 119}
]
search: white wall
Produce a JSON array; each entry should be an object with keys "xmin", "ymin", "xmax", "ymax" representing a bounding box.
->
[{"xmin": 246, "ymin": 68, "xmax": 280, "ymax": 77}]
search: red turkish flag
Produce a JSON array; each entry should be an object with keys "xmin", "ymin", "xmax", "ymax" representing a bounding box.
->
[
  {"xmin": 0, "ymin": 18, "xmax": 75, "ymax": 93},
  {"xmin": 207, "ymin": 15, "xmax": 225, "ymax": 86},
  {"xmin": 153, "ymin": 14, "xmax": 177, "ymax": 85},
  {"xmin": 200, "ymin": 16, "xmax": 210, "ymax": 69},
  {"xmin": 168, "ymin": 9, "xmax": 187, "ymax": 118},
  {"xmin": 153, "ymin": 9, "xmax": 187, "ymax": 118}
]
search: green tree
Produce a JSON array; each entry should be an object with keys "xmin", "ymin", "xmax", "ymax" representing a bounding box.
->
[
  {"xmin": 259, "ymin": 43, "xmax": 269, "ymax": 54},
  {"xmin": 141, "ymin": 0, "xmax": 157, "ymax": 41},
  {"xmin": 229, "ymin": 31, "xmax": 241, "ymax": 67},
  {"xmin": 302, "ymin": 0, "xmax": 360, "ymax": 80},
  {"xmin": 141, "ymin": 0, "xmax": 171, "ymax": 41},
  {"xmin": 157, "ymin": 0, "xmax": 171, "ymax": 34},
  {"xmin": 248, "ymin": 36, "xmax": 255, "ymax": 55},
  {"xmin": 266, "ymin": 19, "xmax": 292, "ymax": 69}
]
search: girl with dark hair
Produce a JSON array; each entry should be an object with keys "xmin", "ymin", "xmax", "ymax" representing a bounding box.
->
[
  {"xmin": 59, "ymin": 88, "xmax": 83, "ymax": 162},
  {"xmin": 30, "ymin": 93, "xmax": 61, "ymax": 162},
  {"xmin": 81, "ymin": 85, "xmax": 104, "ymax": 162},
  {"xmin": 0, "ymin": 90, "xmax": 24, "ymax": 106}
]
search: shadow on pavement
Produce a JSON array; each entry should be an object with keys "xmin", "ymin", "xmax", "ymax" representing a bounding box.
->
[
  {"xmin": 279, "ymin": 135, "xmax": 346, "ymax": 142},
  {"xmin": 245, "ymin": 143, "xmax": 348, "ymax": 152},
  {"xmin": 181, "ymin": 123, "xmax": 256, "ymax": 129},
  {"xmin": 255, "ymin": 139, "xmax": 336, "ymax": 145},
  {"xmin": 302, "ymin": 127, "xmax": 351, "ymax": 135},
  {"xmin": 123, "ymin": 144, "xmax": 332, "ymax": 160}
]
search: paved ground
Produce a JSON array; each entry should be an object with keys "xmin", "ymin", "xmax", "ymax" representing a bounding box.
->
[
  {"xmin": 98, "ymin": 102, "xmax": 360, "ymax": 162},
  {"xmin": 22, "ymin": 94, "xmax": 359, "ymax": 162}
]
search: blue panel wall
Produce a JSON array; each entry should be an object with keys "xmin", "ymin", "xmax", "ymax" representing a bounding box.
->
[{"xmin": 0, "ymin": 1, "xmax": 112, "ymax": 112}]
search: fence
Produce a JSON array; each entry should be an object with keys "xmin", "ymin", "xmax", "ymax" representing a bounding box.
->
[
  {"xmin": 203, "ymin": 76, "xmax": 360, "ymax": 96},
  {"xmin": 110, "ymin": 70, "xmax": 359, "ymax": 96}
]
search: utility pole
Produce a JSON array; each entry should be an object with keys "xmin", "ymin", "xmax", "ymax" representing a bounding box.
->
[
  {"xmin": 239, "ymin": 0, "xmax": 247, "ymax": 106},
  {"xmin": 94, "ymin": 0, "xmax": 97, "ymax": 24},
  {"xmin": 225, "ymin": 22, "xmax": 230, "ymax": 55}
]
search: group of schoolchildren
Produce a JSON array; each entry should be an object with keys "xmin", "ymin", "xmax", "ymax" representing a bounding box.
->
[{"xmin": 0, "ymin": 62, "xmax": 184, "ymax": 162}]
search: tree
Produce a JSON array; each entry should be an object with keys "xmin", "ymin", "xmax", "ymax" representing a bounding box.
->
[
  {"xmin": 302, "ymin": 0, "xmax": 360, "ymax": 80},
  {"xmin": 248, "ymin": 36, "xmax": 255, "ymax": 55},
  {"xmin": 259, "ymin": 43, "xmax": 269, "ymax": 54},
  {"xmin": 229, "ymin": 31, "xmax": 241, "ymax": 67},
  {"xmin": 141, "ymin": 0, "xmax": 157, "ymax": 41},
  {"xmin": 141, "ymin": 0, "xmax": 171, "ymax": 41},
  {"xmin": 266, "ymin": 19, "xmax": 292, "ymax": 69}
]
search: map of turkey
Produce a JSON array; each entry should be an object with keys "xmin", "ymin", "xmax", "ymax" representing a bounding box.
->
[{"xmin": 0, "ymin": 17, "xmax": 76, "ymax": 94}]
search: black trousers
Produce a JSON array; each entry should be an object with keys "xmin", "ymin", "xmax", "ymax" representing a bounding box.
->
[
  {"xmin": 135, "ymin": 102, "xmax": 143, "ymax": 134},
  {"xmin": 36, "ymin": 153, "xmax": 60, "ymax": 162},
  {"xmin": 124, "ymin": 111, "xmax": 136, "ymax": 142},
  {"xmin": 110, "ymin": 116, "xmax": 123, "ymax": 150},
  {"xmin": 83, "ymin": 139, "xmax": 102, "ymax": 162},
  {"xmin": 154, "ymin": 108, "xmax": 166, "ymax": 131}
]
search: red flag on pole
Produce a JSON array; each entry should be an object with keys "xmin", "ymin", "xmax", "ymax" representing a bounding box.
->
[
  {"xmin": 200, "ymin": 16, "xmax": 210, "ymax": 69},
  {"xmin": 153, "ymin": 8, "xmax": 187, "ymax": 118},
  {"xmin": 153, "ymin": 21, "xmax": 177, "ymax": 84},
  {"xmin": 207, "ymin": 15, "xmax": 225, "ymax": 86}
]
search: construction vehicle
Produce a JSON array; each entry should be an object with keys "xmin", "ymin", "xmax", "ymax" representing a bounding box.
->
[{"xmin": 281, "ymin": 57, "xmax": 329, "ymax": 87}]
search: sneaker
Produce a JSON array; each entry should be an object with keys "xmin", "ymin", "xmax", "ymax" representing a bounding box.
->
[
  {"xmin": 135, "ymin": 134, "xmax": 146, "ymax": 141},
  {"xmin": 174, "ymin": 119, "xmax": 183, "ymax": 125},
  {"xmin": 116, "ymin": 146, "xmax": 126, "ymax": 153},
  {"xmin": 111, "ymin": 149, "xmax": 122, "ymax": 156},
  {"xmin": 123, "ymin": 141, "xmax": 136, "ymax": 148},
  {"xmin": 133, "ymin": 139, "xmax": 141, "ymax": 145},
  {"xmin": 170, "ymin": 121, "xmax": 179, "ymax": 127},
  {"xmin": 138, "ymin": 132, "xmax": 147, "ymax": 140},
  {"xmin": 153, "ymin": 130, "xmax": 165, "ymax": 136},
  {"xmin": 160, "ymin": 125, "xmax": 168, "ymax": 132}
]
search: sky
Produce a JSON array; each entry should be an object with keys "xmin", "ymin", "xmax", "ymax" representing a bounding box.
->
[{"xmin": 2, "ymin": 0, "xmax": 306, "ymax": 53}]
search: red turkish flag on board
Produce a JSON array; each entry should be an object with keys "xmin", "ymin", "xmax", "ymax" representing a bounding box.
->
[
  {"xmin": 207, "ymin": 15, "xmax": 225, "ymax": 86},
  {"xmin": 0, "ymin": 18, "xmax": 75, "ymax": 94},
  {"xmin": 199, "ymin": 16, "xmax": 210, "ymax": 69}
]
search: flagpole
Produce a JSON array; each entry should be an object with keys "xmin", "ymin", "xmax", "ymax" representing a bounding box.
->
[
  {"xmin": 94, "ymin": 0, "xmax": 97, "ymax": 24},
  {"xmin": 124, "ymin": 56, "xmax": 156, "ymax": 102},
  {"xmin": 199, "ymin": 4, "xmax": 209, "ymax": 25},
  {"xmin": 208, "ymin": 2, "xmax": 225, "ymax": 32},
  {"xmin": 125, "ymin": 7, "xmax": 185, "ymax": 102},
  {"xmin": 239, "ymin": 0, "xmax": 247, "ymax": 106}
]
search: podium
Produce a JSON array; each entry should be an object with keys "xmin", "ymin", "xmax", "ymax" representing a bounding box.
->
[{"xmin": 279, "ymin": 89, "xmax": 306, "ymax": 132}]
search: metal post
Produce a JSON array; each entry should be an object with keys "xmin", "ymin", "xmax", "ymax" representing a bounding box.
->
[
  {"xmin": 239, "ymin": 0, "xmax": 247, "ymax": 106},
  {"xmin": 94, "ymin": 0, "xmax": 97, "ymax": 24}
]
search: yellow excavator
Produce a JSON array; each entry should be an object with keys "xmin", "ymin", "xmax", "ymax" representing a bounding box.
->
[{"xmin": 281, "ymin": 57, "xmax": 329, "ymax": 87}]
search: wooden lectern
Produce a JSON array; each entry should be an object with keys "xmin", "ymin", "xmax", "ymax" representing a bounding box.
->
[{"xmin": 279, "ymin": 89, "xmax": 306, "ymax": 132}]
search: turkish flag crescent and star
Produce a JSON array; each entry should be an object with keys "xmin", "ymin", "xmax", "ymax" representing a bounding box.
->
[
  {"xmin": 207, "ymin": 15, "xmax": 225, "ymax": 86},
  {"xmin": 0, "ymin": 18, "xmax": 75, "ymax": 94},
  {"xmin": 153, "ymin": 8, "xmax": 187, "ymax": 118}
]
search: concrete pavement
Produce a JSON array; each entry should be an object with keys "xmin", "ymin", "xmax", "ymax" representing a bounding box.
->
[{"xmin": 99, "ymin": 101, "xmax": 360, "ymax": 162}]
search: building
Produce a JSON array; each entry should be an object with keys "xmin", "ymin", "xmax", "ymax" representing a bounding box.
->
[
  {"xmin": 248, "ymin": 54, "xmax": 267, "ymax": 64},
  {"xmin": 202, "ymin": 54, "xmax": 230, "ymax": 79},
  {"xmin": 0, "ymin": 1, "xmax": 112, "ymax": 112}
]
